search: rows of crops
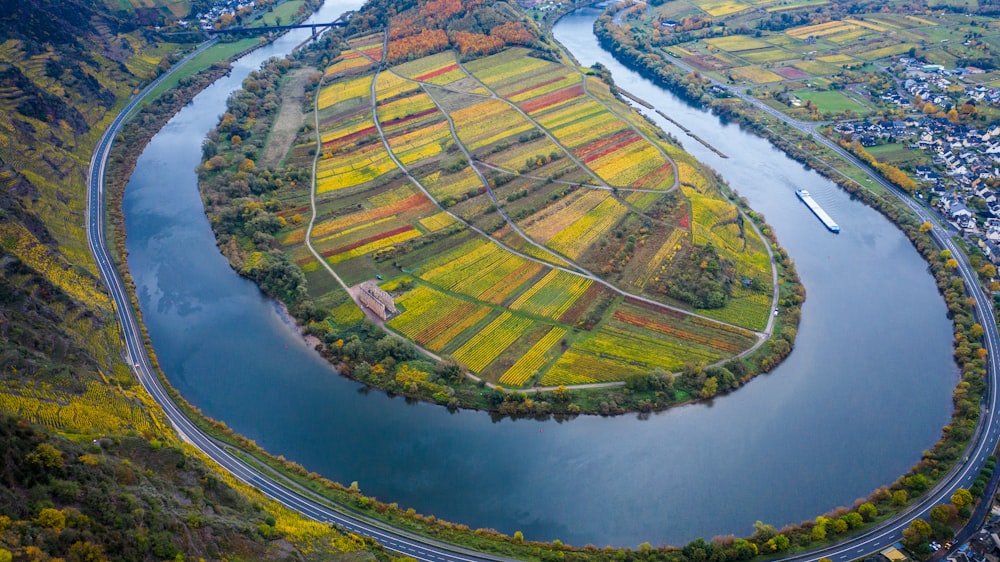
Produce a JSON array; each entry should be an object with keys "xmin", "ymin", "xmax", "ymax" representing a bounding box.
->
[{"xmin": 282, "ymin": 43, "xmax": 778, "ymax": 387}]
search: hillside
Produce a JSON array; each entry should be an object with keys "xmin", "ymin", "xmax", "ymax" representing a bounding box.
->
[
  {"xmin": 0, "ymin": 415, "xmax": 384, "ymax": 561},
  {"xmin": 0, "ymin": 0, "xmax": 384, "ymax": 559}
]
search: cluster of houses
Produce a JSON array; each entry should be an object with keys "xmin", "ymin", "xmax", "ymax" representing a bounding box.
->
[
  {"xmin": 878, "ymin": 59, "xmax": 1000, "ymax": 108},
  {"xmin": 946, "ymin": 507, "xmax": 1000, "ymax": 562},
  {"xmin": 831, "ymin": 57, "xmax": 1000, "ymax": 260},
  {"xmin": 195, "ymin": 0, "xmax": 267, "ymax": 30}
]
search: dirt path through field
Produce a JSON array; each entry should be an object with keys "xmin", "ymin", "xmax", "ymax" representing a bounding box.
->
[{"xmin": 261, "ymin": 67, "xmax": 317, "ymax": 167}]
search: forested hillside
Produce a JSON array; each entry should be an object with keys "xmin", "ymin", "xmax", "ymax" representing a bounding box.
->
[{"xmin": 0, "ymin": 1, "xmax": 383, "ymax": 559}]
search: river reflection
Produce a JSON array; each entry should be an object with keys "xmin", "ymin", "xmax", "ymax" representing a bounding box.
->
[{"xmin": 122, "ymin": 1, "xmax": 957, "ymax": 547}]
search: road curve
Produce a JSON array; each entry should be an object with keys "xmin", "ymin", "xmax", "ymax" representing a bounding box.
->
[
  {"xmin": 650, "ymin": 41, "xmax": 1000, "ymax": 561},
  {"xmin": 85, "ymin": 39, "xmax": 521, "ymax": 562},
  {"xmin": 83, "ymin": 18, "xmax": 1000, "ymax": 562}
]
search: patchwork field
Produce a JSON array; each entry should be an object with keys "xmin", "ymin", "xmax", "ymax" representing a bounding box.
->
[
  {"xmin": 277, "ymin": 40, "xmax": 775, "ymax": 388},
  {"xmin": 636, "ymin": 3, "xmax": 1000, "ymax": 121}
]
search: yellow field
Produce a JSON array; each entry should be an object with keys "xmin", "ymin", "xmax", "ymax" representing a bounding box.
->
[
  {"xmin": 324, "ymin": 50, "xmax": 374, "ymax": 78},
  {"xmin": 827, "ymin": 30, "xmax": 872, "ymax": 43},
  {"xmin": 905, "ymin": 15, "xmax": 937, "ymax": 26},
  {"xmin": 378, "ymin": 91, "xmax": 437, "ymax": 123},
  {"xmin": 730, "ymin": 65, "xmax": 784, "ymax": 83},
  {"xmin": 450, "ymin": 99, "xmax": 536, "ymax": 151},
  {"xmin": 325, "ymin": 229, "xmax": 422, "ymax": 264},
  {"xmin": 522, "ymin": 189, "xmax": 607, "ymax": 243},
  {"xmin": 419, "ymin": 211, "xmax": 457, "ymax": 232},
  {"xmin": 818, "ymin": 54, "xmax": 854, "ymax": 63},
  {"xmin": 705, "ymin": 35, "xmax": 771, "ymax": 52},
  {"xmin": 452, "ymin": 312, "xmax": 535, "ymax": 372},
  {"xmin": 691, "ymin": 0, "xmax": 751, "ymax": 16},
  {"xmin": 420, "ymin": 167, "xmax": 483, "ymax": 201},
  {"xmin": 0, "ymin": 223, "xmax": 110, "ymax": 308},
  {"xmin": 793, "ymin": 61, "xmax": 836, "ymax": 75},
  {"xmin": 375, "ymin": 71, "xmax": 419, "ymax": 102},
  {"xmin": 508, "ymin": 270, "xmax": 592, "ymax": 319},
  {"xmin": 388, "ymin": 119, "xmax": 451, "ymax": 165},
  {"xmin": 315, "ymin": 144, "xmax": 398, "ymax": 193},
  {"xmin": 787, "ymin": 20, "xmax": 850, "ymax": 38},
  {"xmin": 857, "ymin": 43, "xmax": 917, "ymax": 61},
  {"xmin": 843, "ymin": 18, "xmax": 887, "ymax": 32},
  {"xmin": 548, "ymin": 196, "xmax": 628, "ymax": 260},
  {"xmin": 498, "ymin": 326, "xmax": 566, "ymax": 387},
  {"xmin": 318, "ymin": 75, "xmax": 372, "ymax": 111}
]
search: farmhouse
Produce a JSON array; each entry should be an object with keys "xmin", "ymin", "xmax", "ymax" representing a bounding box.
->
[{"xmin": 359, "ymin": 280, "xmax": 397, "ymax": 321}]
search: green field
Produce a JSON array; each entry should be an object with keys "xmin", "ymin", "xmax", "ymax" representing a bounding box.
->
[{"xmin": 793, "ymin": 90, "xmax": 870, "ymax": 114}]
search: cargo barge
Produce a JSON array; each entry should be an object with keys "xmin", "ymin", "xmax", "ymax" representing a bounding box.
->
[{"xmin": 796, "ymin": 190, "xmax": 840, "ymax": 233}]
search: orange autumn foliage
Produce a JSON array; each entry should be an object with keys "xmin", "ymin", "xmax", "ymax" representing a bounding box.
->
[
  {"xmin": 386, "ymin": 29, "xmax": 450, "ymax": 63},
  {"xmin": 451, "ymin": 32, "xmax": 504, "ymax": 57},
  {"xmin": 490, "ymin": 22, "xmax": 534, "ymax": 45}
]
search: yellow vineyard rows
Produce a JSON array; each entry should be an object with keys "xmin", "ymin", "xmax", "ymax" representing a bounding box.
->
[
  {"xmin": 324, "ymin": 50, "xmax": 374, "ymax": 79},
  {"xmin": 498, "ymin": 326, "xmax": 566, "ymax": 387},
  {"xmin": 419, "ymin": 211, "xmax": 457, "ymax": 232},
  {"xmin": 593, "ymin": 143, "xmax": 667, "ymax": 188},
  {"xmin": 0, "ymin": 223, "xmax": 110, "ymax": 309},
  {"xmin": 507, "ymin": 70, "xmax": 580, "ymax": 103},
  {"xmin": 389, "ymin": 285, "xmax": 469, "ymax": 340},
  {"xmin": 450, "ymin": 99, "xmax": 536, "ymax": 151},
  {"xmin": 314, "ymin": 216, "xmax": 397, "ymax": 247},
  {"xmin": 626, "ymin": 191, "xmax": 663, "ymax": 211},
  {"xmin": 391, "ymin": 51, "xmax": 457, "ymax": 78},
  {"xmin": 533, "ymin": 98, "xmax": 604, "ymax": 131},
  {"xmin": 316, "ymin": 144, "xmax": 398, "ymax": 193},
  {"xmin": 465, "ymin": 48, "xmax": 550, "ymax": 87},
  {"xmin": 378, "ymin": 91, "xmax": 437, "ymax": 124},
  {"xmin": 509, "ymin": 269, "xmax": 591, "ymax": 319},
  {"xmin": 452, "ymin": 312, "xmax": 534, "ymax": 372},
  {"xmin": 428, "ymin": 307, "xmax": 493, "ymax": 353},
  {"xmin": 318, "ymin": 74, "xmax": 373, "ymax": 111},
  {"xmin": 523, "ymin": 189, "xmax": 607, "ymax": 243},
  {"xmin": 547, "ymin": 196, "xmax": 628, "ymax": 260},
  {"xmin": 326, "ymin": 228, "xmax": 421, "ymax": 264},
  {"xmin": 375, "ymin": 71, "xmax": 419, "ymax": 102},
  {"xmin": 388, "ymin": 120, "xmax": 451, "ymax": 165},
  {"xmin": 0, "ymin": 382, "xmax": 160, "ymax": 435}
]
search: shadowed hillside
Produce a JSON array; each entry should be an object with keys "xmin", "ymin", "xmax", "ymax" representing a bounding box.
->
[{"xmin": 0, "ymin": 1, "xmax": 385, "ymax": 559}]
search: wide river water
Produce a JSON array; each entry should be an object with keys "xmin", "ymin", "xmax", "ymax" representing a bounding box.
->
[{"xmin": 122, "ymin": 1, "xmax": 958, "ymax": 548}]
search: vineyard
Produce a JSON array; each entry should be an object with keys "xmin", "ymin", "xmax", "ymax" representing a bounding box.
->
[{"xmin": 276, "ymin": 39, "xmax": 780, "ymax": 388}]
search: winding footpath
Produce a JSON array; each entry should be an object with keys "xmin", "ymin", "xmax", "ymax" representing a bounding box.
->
[{"xmin": 82, "ymin": 20, "xmax": 1000, "ymax": 562}]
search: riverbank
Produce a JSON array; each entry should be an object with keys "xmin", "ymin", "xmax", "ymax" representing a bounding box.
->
[{"xmin": 589, "ymin": 1, "xmax": 987, "ymax": 548}]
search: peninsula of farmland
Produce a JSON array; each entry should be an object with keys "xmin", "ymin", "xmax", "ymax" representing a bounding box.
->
[{"xmin": 201, "ymin": 1, "xmax": 799, "ymax": 412}]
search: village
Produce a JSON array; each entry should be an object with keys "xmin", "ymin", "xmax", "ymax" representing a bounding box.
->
[{"xmin": 830, "ymin": 56, "xmax": 1000, "ymax": 262}]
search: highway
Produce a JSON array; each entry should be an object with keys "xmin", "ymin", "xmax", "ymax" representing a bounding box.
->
[
  {"xmin": 649, "ymin": 41, "xmax": 1000, "ymax": 560},
  {"xmin": 82, "ymin": 20, "xmax": 1000, "ymax": 562},
  {"xmin": 84, "ymin": 39, "xmax": 522, "ymax": 562}
]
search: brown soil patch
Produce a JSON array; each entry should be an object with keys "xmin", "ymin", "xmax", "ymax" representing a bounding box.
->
[{"xmin": 261, "ymin": 68, "xmax": 318, "ymax": 167}]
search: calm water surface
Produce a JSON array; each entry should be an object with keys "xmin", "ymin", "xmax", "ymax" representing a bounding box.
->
[{"xmin": 123, "ymin": 2, "xmax": 958, "ymax": 547}]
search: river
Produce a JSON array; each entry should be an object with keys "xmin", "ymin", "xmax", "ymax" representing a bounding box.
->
[{"xmin": 121, "ymin": 1, "xmax": 958, "ymax": 548}]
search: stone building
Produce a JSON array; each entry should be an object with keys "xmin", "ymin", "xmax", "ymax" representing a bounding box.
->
[{"xmin": 359, "ymin": 280, "xmax": 397, "ymax": 320}]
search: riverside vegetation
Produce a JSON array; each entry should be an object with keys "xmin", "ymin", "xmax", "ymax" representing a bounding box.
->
[
  {"xmin": 197, "ymin": 0, "xmax": 804, "ymax": 418},
  {"xmin": 0, "ymin": 0, "xmax": 395, "ymax": 559},
  {"xmin": 183, "ymin": 0, "xmax": 987, "ymax": 557},
  {"xmin": 593, "ymin": 0, "xmax": 997, "ymax": 556}
]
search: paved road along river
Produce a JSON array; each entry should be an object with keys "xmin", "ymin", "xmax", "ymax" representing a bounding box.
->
[{"xmin": 121, "ymin": 0, "xmax": 958, "ymax": 547}]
